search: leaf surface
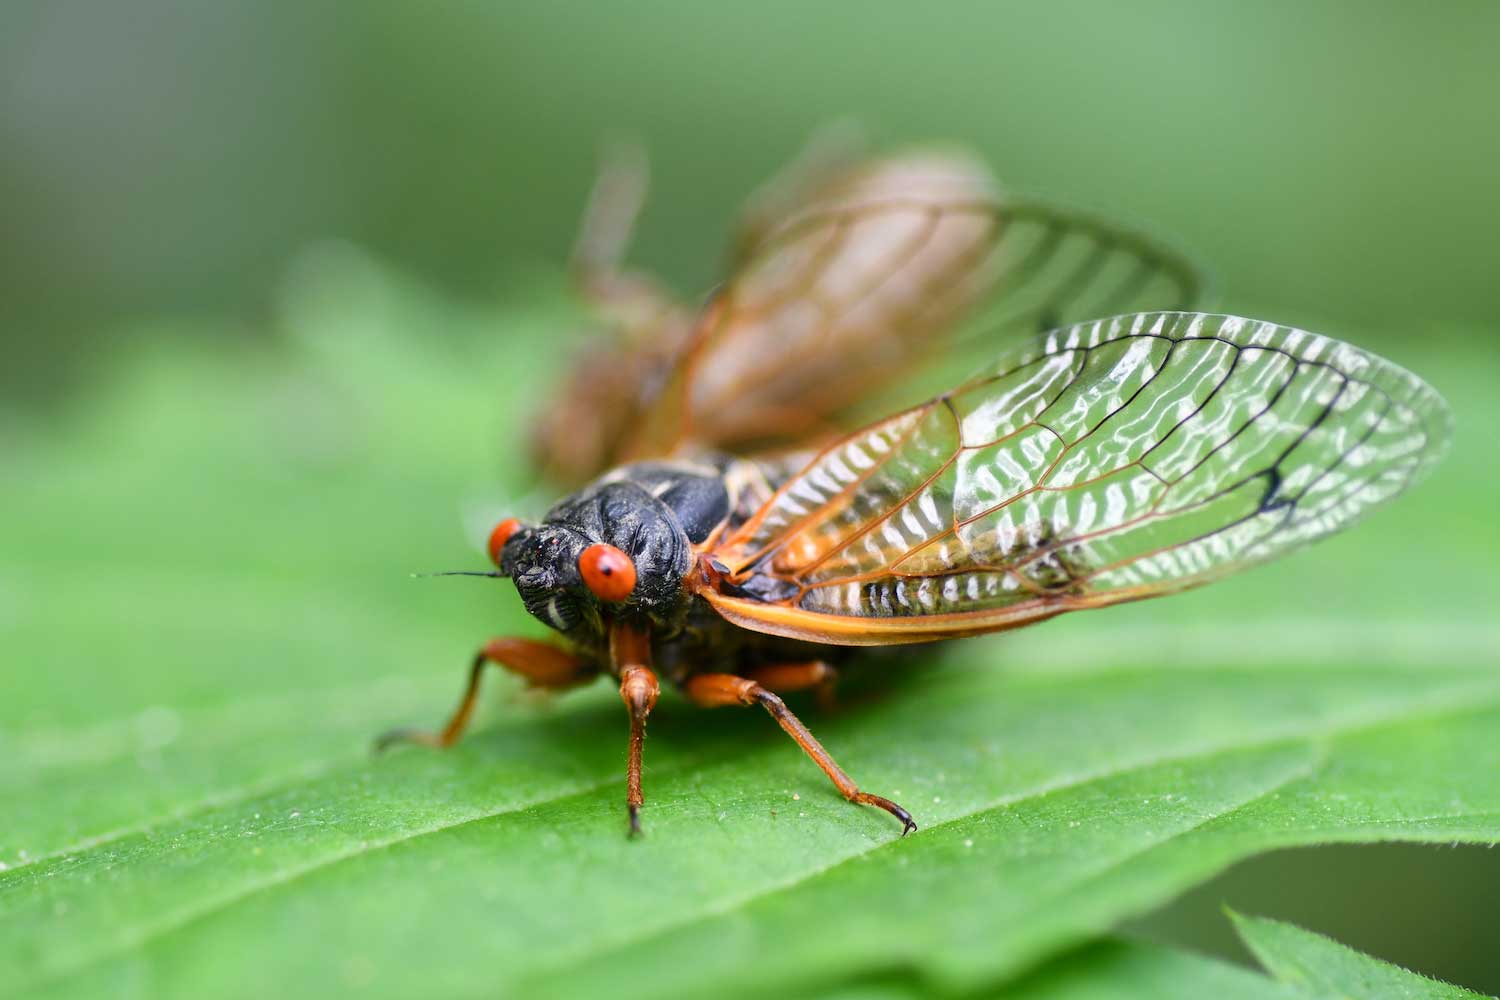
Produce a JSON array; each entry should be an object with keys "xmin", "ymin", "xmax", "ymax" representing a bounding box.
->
[{"xmin": 3, "ymin": 257, "xmax": 1494, "ymax": 998}]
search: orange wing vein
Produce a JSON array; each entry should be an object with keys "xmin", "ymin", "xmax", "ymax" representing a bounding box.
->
[{"xmin": 696, "ymin": 312, "xmax": 1450, "ymax": 645}]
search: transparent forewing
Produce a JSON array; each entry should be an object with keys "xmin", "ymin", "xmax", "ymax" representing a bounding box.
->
[
  {"xmin": 625, "ymin": 158, "xmax": 1208, "ymax": 461},
  {"xmin": 704, "ymin": 312, "xmax": 1451, "ymax": 645}
]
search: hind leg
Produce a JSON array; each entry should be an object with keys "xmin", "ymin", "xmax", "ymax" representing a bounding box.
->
[
  {"xmin": 683, "ymin": 671, "xmax": 915, "ymax": 835},
  {"xmin": 742, "ymin": 660, "xmax": 839, "ymax": 713}
]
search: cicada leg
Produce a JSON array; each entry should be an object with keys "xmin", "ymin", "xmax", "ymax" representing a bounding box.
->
[
  {"xmin": 618, "ymin": 665, "xmax": 660, "ymax": 837},
  {"xmin": 742, "ymin": 660, "xmax": 839, "ymax": 713},
  {"xmin": 571, "ymin": 138, "xmax": 650, "ymax": 300},
  {"xmin": 375, "ymin": 638, "xmax": 591, "ymax": 751},
  {"xmin": 683, "ymin": 672, "xmax": 916, "ymax": 835},
  {"xmin": 609, "ymin": 621, "xmax": 660, "ymax": 837}
]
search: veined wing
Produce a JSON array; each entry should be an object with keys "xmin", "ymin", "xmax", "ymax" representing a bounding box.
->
[
  {"xmin": 624, "ymin": 156, "xmax": 1208, "ymax": 462},
  {"xmin": 699, "ymin": 312, "xmax": 1450, "ymax": 645}
]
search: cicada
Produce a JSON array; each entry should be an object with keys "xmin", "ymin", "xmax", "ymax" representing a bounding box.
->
[{"xmin": 379, "ymin": 142, "xmax": 1452, "ymax": 836}]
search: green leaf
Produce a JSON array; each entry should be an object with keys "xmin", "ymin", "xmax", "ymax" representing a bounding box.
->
[
  {"xmin": 1006, "ymin": 939, "xmax": 1319, "ymax": 1000},
  {"xmin": 705, "ymin": 936, "xmax": 1355, "ymax": 1000},
  {"xmin": 3, "ymin": 253, "xmax": 1495, "ymax": 998},
  {"xmin": 1231, "ymin": 912, "xmax": 1493, "ymax": 1000}
]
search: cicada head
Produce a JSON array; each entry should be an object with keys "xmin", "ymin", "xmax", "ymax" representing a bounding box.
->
[{"xmin": 489, "ymin": 477, "xmax": 696, "ymax": 642}]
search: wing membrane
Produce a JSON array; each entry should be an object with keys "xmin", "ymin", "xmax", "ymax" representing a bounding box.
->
[
  {"xmin": 701, "ymin": 312, "xmax": 1451, "ymax": 645},
  {"xmin": 625, "ymin": 161, "xmax": 1209, "ymax": 461}
]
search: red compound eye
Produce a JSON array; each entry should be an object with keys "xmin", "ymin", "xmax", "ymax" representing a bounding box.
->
[
  {"xmin": 487, "ymin": 518, "xmax": 522, "ymax": 566},
  {"xmin": 578, "ymin": 543, "xmax": 637, "ymax": 603}
]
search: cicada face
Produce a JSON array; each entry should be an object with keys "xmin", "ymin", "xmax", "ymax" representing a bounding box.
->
[{"xmin": 494, "ymin": 467, "xmax": 707, "ymax": 641}]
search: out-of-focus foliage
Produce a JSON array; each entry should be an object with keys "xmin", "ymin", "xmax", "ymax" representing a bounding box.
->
[
  {"xmin": 3, "ymin": 3, "xmax": 1499, "ymax": 396},
  {"xmin": 1232, "ymin": 912, "xmax": 1489, "ymax": 999},
  {"xmin": 2, "ymin": 256, "xmax": 1496, "ymax": 998}
]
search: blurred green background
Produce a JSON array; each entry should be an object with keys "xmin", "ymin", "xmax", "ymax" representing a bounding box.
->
[
  {"xmin": 4, "ymin": 2, "xmax": 1499, "ymax": 390},
  {"xmin": 4, "ymin": 2, "xmax": 1498, "ymax": 997}
]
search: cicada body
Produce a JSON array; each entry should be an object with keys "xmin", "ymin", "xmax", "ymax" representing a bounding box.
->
[{"xmin": 381, "ymin": 142, "xmax": 1450, "ymax": 837}]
